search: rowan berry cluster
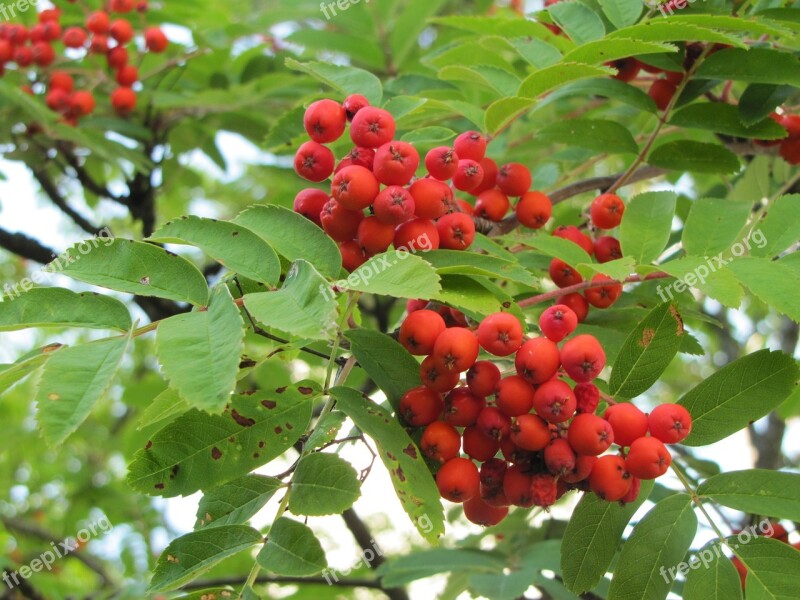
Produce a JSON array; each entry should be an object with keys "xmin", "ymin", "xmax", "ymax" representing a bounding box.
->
[
  {"xmin": 292, "ymin": 96, "xmax": 554, "ymax": 271},
  {"xmin": 0, "ymin": 1, "xmax": 168, "ymax": 124},
  {"xmin": 759, "ymin": 112, "xmax": 800, "ymax": 165},
  {"xmin": 397, "ymin": 302, "xmax": 692, "ymax": 526}
]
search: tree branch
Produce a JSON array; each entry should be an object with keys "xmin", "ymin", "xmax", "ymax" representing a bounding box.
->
[
  {"xmin": 30, "ymin": 168, "xmax": 103, "ymax": 236},
  {"xmin": 56, "ymin": 143, "xmax": 126, "ymax": 205},
  {"xmin": 0, "ymin": 227, "xmax": 57, "ymax": 264}
]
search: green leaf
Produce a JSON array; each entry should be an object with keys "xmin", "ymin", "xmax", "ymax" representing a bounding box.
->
[
  {"xmin": 726, "ymin": 257, "xmax": 800, "ymax": 322},
  {"xmin": 519, "ymin": 63, "xmax": 615, "ymax": 98},
  {"xmin": 196, "ymin": 475, "xmax": 282, "ymax": 529},
  {"xmin": 148, "ymin": 216, "xmax": 280, "ymax": 286},
  {"xmin": 401, "ymin": 126, "xmax": 457, "ymax": 145},
  {"xmin": 127, "ymin": 382, "xmax": 316, "ymax": 497},
  {"xmin": 606, "ymin": 21, "xmax": 745, "ymax": 47},
  {"xmin": 620, "ymin": 191, "xmax": 677, "ymax": 264},
  {"xmin": 578, "ymin": 256, "xmax": 636, "ymax": 281},
  {"xmin": 669, "ymin": 14, "xmax": 793, "ymax": 38},
  {"xmin": 376, "ymin": 549, "xmax": 506, "ymax": 587},
  {"xmin": 36, "ymin": 331, "xmax": 131, "ymax": 446},
  {"xmin": 0, "ymin": 288, "xmax": 131, "ymax": 332},
  {"xmin": 546, "ymin": 77, "xmax": 658, "ymax": 113},
  {"xmin": 257, "ymin": 518, "xmax": 327, "ymax": 577},
  {"xmin": 149, "ymin": 525, "xmax": 262, "ymax": 592},
  {"xmin": 422, "ymin": 250, "xmax": 537, "ymax": 286},
  {"xmin": 439, "ymin": 65, "xmax": 521, "ymax": 97},
  {"xmin": 670, "ymin": 103, "xmax": 787, "ymax": 139},
  {"xmin": 389, "ymin": 0, "xmax": 448, "ymax": 66},
  {"xmin": 609, "ymin": 302, "xmax": 685, "ymax": 398},
  {"xmin": 331, "ymin": 386, "xmax": 444, "ymax": 544},
  {"xmin": 659, "ymin": 259, "xmax": 744, "ymax": 309},
  {"xmin": 156, "ymin": 286, "xmax": 245, "ymax": 413},
  {"xmin": 608, "ymin": 494, "xmax": 698, "ymax": 600},
  {"xmin": 598, "ymin": 0, "xmax": 643, "ymax": 28},
  {"xmin": 563, "ymin": 39, "xmax": 675, "ymax": 65},
  {"xmin": 696, "ymin": 48, "xmax": 800, "ymax": 86},
  {"xmin": 682, "ymin": 198, "xmax": 752, "ymax": 257},
  {"xmin": 137, "ymin": 388, "xmax": 189, "ymax": 431},
  {"xmin": 684, "ymin": 542, "xmax": 743, "ymax": 600},
  {"xmin": 0, "ymin": 346, "xmax": 56, "ymax": 394},
  {"xmin": 286, "ymin": 29, "xmax": 385, "ymax": 71},
  {"xmin": 750, "ymin": 194, "xmax": 800, "ymax": 258},
  {"xmin": 648, "ymin": 141, "xmax": 740, "ymax": 174},
  {"xmin": 233, "ymin": 205, "xmax": 341, "ymax": 279},
  {"xmin": 515, "ymin": 234, "xmax": 592, "ymax": 268},
  {"xmin": 537, "ymin": 119, "xmax": 638, "ymax": 154},
  {"xmin": 48, "ymin": 239, "xmax": 209, "ymax": 306},
  {"xmin": 344, "ymin": 329, "xmax": 421, "ymax": 411},
  {"xmin": 678, "ymin": 349, "xmax": 799, "ymax": 446},
  {"xmin": 305, "ymin": 411, "xmax": 347, "ymax": 450},
  {"xmin": 433, "ymin": 275, "xmax": 519, "ymax": 320},
  {"xmin": 485, "ymin": 96, "xmax": 537, "ymax": 136},
  {"xmin": 341, "ymin": 250, "xmax": 441, "ymax": 299},
  {"xmin": 697, "ymin": 470, "xmax": 800, "ymax": 521},
  {"xmin": 244, "ymin": 260, "xmax": 338, "ymax": 341},
  {"xmin": 548, "ymin": 3, "xmax": 606, "ymax": 44},
  {"xmin": 285, "ymin": 58, "xmax": 382, "ymax": 105},
  {"xmin": 738, "ymin": 84, "xmax": 796, "ymax": 126},
  {"xmin": 733, "ymin": 537, "xmax": 800, "ymax": 600},
  {"xmin": 290, "ymin": 453, "xmax": 361, "ymax": 516},
  {"xmin": 561, "ymin": 479, "xmax": 654, "ymax": 593}
]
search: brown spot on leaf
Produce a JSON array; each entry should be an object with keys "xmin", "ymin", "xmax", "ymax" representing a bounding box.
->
[
  {"xmin": 640, "ymin": 328, "xmax": 655, "ymax": 348},
  {"xmin": 145, "ymin": 440, "xmax": 152, "ymax": 450},
  {"xmin": 502, "ymin": 301, "xmax": 511, "ymax": 308},
  {"xmin": 155, "ymin": 483, "xmax": 164, "ymax": 490},
  {"xmin": 232, "ymin": 231, "xmax": 239, "ymax": 237},
  {"xmin": 167, "ymin": 554, "xmax": 179, "ymax": 563},
  {"xmin": 276, "ymin": 386, "xmax": 287, "ymax": 394},
  {"xmin": 139, "ymin": 276, "xmax": 151, "ymax": 285},
  {"xmin": 239, "ymin": 358, "xmax": 257, "ymax": 369},
  {"xmin": 231, "ymin": 409, "xmax": 255, "ymax": 427},
  {"xmin": 298, "ymin": 386, "xmax": 314, "ymax": 395},
  {"xmin": 403, "ymin": 444, "xmax": 418, "ymax": 459},
  {"xmin": 252, "ymin": 452, "xmax": 260, "ymax": 459},
  {"xmin": 386, "ymin": 452, "xmax": 397, "ymax": 461},
  {"xmin": 47, "ymin": 393, "xmax": 60, "ymax": 401},
  {"xmin": 669, "ymin": 304, "xmax": 685, "ymax": 336},
  {"xmin": 261, "ymin": 400, "xmax": 277, "ymax": 409},
  {"xmin": 285, "ymin": 422, "xmax": 293, "ymax": 430},
  {"xmin": 395, "ymin": 467, "xmax": 406, "ymax": 482},
  {"xmin": 274, "ymin": 426, "xmax": 283, "ymax": 434},
  {"xmin": 228, "ymin": 436, "xmax": 236, "ymax": 443},
  {"xmin": 170, "ymin": 465, "xmax": 179, "ymax": 479},
  {"xmin": 211, "ymin": 447, "xmax": 222, "ymax": 460},
  {"xmin": 258, "ymin": 441, "xmax": 265, "ymax": 448}
]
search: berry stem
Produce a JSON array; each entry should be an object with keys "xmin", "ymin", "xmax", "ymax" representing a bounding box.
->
[{"xmin": 670, "ymin": 461, "xmax": 730, "ymax": 544}]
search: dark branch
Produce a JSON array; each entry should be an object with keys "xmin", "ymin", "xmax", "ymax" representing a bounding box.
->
[
  {"xmin": 30, "ymin": 168, "xmax": 103, "ymax": 236},
  {"xmin": 0, "ymin": 227, "xmax": 57, "ymax": 264},
  {"xmin": 56, "ymin": 143, "xmax": 126, "ymax": 204}
]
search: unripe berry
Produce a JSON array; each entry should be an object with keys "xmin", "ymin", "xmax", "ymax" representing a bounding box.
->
[
  {"xmin": 516, "ymin": 191, "xmax": 552, "ymax": 228},
  {"xmin": 420, "ymin": 421, "xmax": 461, "ymax": 463},
  {"xmin": 496, "ymin": 163, "xmax": 532, "ymax": 197},
  {"xmin": 560, "ymin": 334, "xmax": 606, "ymax": 383},
  {"xmin": 466, "ymin": 360, "xmax": 501, "ymax": 398},
  {"xmin": 568, "ymin": 413, "xmax": 614, "ymax": 455},
  {"xmin": 510, "ymin": 414, "xmax": 551, "ymax": 451},
  {"xmin": 603, "ymin": 402, "xmax": 648, "ymax": 447},
  {"xmin": 436, "ymin": 212, "xmax": 475, "ymax": 250},
  {"xmin": 625, "ymin": 436, "xmax": 671, "ymax": 479},
  {"xmin": 399, "ymin": 309, "xmax": 447, "ymax": 355},
  {"xmin": 495, "ymin": 375, "xmax": 535, "ymax": 417},
  {"xmin": 589, "ymin": 455, "xmax": 631, "ymax": 501},
  {"xmin": 453, "ymin": 131, "xmax": 487, "ymax": 162},
  {"xmin": 436, "ymin": 457, "xmax": 480, "ymax": 503},
  {"xmin": 373, "ymin": 185, "xmax": 415, "ymax": 225},
  {"xmin": 398, "ymin": 386, "xmax": 443, "ymax": 427},
  {"xmin": 533, "ymin": 380, "xmax": 577, "ymax": 423},
  {"xmin": 515, "ymin": 337, "xmax": 560, "ymax": 384},
  {"xmin": 350, "ymin": 106, "xmax": 395, "ymax": 148},
  {"xmin": 443, "ymin": 387, "xmax": 485, "ymax": 427},
  {"xmin": 474, "ymin": 189, "xmax": 510, "ymax": 221},
  {"xmin": 539, "ymin": 303, "xmax": 578, "ymax": 342},
  {"xmin": 590, "ymin": 193, "xmax": 625, "ymax": 229},
  {"xmin": 425, "ymin": 146, "xmax": 458, "ymax": 180},
  {"xmin": 304, "ymin": 99, "xmax": 347, "ymax": 144},
  {"xmin": 648, "ymin": 403, "xmax": 692, "ymax": 443}
]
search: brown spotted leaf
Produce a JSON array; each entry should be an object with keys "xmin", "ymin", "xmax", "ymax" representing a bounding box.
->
[
  {"xmin": 331, "ymin": 386, "xmax": 444, "ymax": 544},
  {"xmin": 609, "ymin": 301, "xmax": 684, "ymax": 398},
  {"xmin": 127, "ymin": 382, "xmax": 317, "ymax": 497}
]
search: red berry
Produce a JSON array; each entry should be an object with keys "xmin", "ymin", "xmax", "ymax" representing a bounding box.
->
[
  {"xmin": 471, "ymin": 157, "xmax": 498, "ymax": 195},
  {"xmin": 545, "ymin": 438, "xmax": 577, "ymax": 476},
  {"xmin": 510, "ymin": 414, "xmax": 551, "ymax": 451},
  {"xmin": 32, "ymin": 42, "xmax": 55, "ymax": 67},
  {"xmin": 69, "ymin": 91, "xmax": 96, "ymax": 116},
  {"xmin": 144, "ymin": 27, "xmax": 169, "ymax": 52},
  {"xmin": 466, "ymin": 361, "xmax": 501, "ymax": 398},
  {"xmin": 357, "ymin": 216, "xmax": 395, "ymax": 255},
  {"xmin": 50, "ymin": 71, "xmax": 74, "ymax": 93},
  {"xmin": 111, "ymin": 87, "xmax": 136, "ymax": 114},
  {"xmin": 399, "ymin": 309, "xmax": 447, "ymax": 355},
  {"xmin": 612, "ymin": 57, "xmax": 640, "ymax": 82},
  {"xmin": 111, "ymin": 0, "xmax": 135, "ymax": 12},
  {"xmin": 443, "ymin": 387, "xmax": 485, "ymax": 426},
  {"xmin": 339, "ymin": 240, "xmax": 367, "ymax": 272},
  {"xmin": 648, "ymin": 79, "xmax": 677, "ymax": 111},
  {"xmin": 116, "ymin": 64, "xmax": 138, "ymax": 87},
  {"xmin": 533, "ymin": 380, "xmax": 577, "ymax": 423},
  {"xmin": 109, "ymin": 19, "xmax": 134, "ymax": 44},
  {"xmin": 589, "ymin": 455, "xmax": 631, "ymax": 501},
  {"xmin": 574, "ymin": 382, "xmax": 600, "ymax": 414},
  {"xmin": 425, "ymin": 146, "xmax": 458, "ymax": 180},
  {"xmin": 42, "ymin": 21, "xmax": 62, "ymax": 42},
  {"xmin": 13, "ymin": 47, "xmax": 34, "ymax": 67},
  {"xmin": 558, "ymin": 292, "xmax": 590, "ymax": 322},
  {"xmin": 421, "ymin": 421, "xmax": 461, "ymax": 463},
  {"xmin": 495, "ymin": 375, "xmax": 535, "ymax": 417},
  {"xmin": 463, "ymin": 424, "xmax": 500, "ymax": 461},
  {"xmin": 336, "ymin": 146, "xmax": 375, "ymax": 172},
  {"xmin": 463, "ymin": 495, "xmax": 508, "ymax": 526},
  {"xmin": 320, "ymin": 199, "xmax": 363, "ymax": 242},
  {"xmin": 373, "ymin": 185, "xmax": 415, "ymax": 225},
  {"xmin": 373, "ymin": 141, "xmax": 419, "ymax": 186},
  {"xmin": 568, "ymin": 413, "xmax": 614, "ymax": 455},
  {"xmin": 620, "ymin": 477, "xmax": 642, "ymax": 504},
  {"xmin": 477, "ymin": 312, "xmax": 523, "ymax": 357},
  {"xmin": 453, "ymin": 131, "xmax": 487, "ymax": 162},
  {"xmin": 420, "ymin": 355, "xmax": 460, "ymax": 394},
  {"xmin": 293, "ymin": 188, "xmax": 329, "ymax": 226},
  {"xmin": 584, "ymin": 275, "xmax": 623, "ymax": 309},
  {"xmin": 398, "ymin": 386, "xmax": 443, "ymax": 427},
  {"xmin": 594, "ymin": 236, "xmax": 622, "ymax": 263},
  {"xmin": 496, "ymin": 163, "xmax": 531, "ymax": 197},
  {"xmin": 343, "ymin": 94, "xmax": 369, "ymax": 121},
  {"xmin": 474, "ymin": 189, "xmax": 510, "ymax": 221},
  {"xmin": 437, "ymin": 457, "xmax": 480, "ymax": 503},
  {"xmin": 7, "ymin": 25, "xmax": 28, "ymax": 45},
  {"xmin": 46, "ymin": 88, "xmax": 71, "ymax": 112},
  {"xmin": 539, "ymin": 303, "xmax": 578, "ymax": 342},
  {"xmin": 625, "ymin": 436, "xmax": 671, "ymax": 479},
  {"xmin": 304, "ymin": 99, "xmax": 347, "ymax": 144},
  {"xmin": 530, "ymin": 473, "xmax": 558, "ymax": 507},
  {"xmin": 476, "ymin": 406, "xmax": 512, "ymax": 440},
  {"xmin": 452, "ymin": 159, "xmax": 484, "ymax": 192},
  {"xmin": 107, "ymin": 46, "xmax": 129, "ymax": 69},
  {"xmin": 648, "ymin": 403, "xmax": 692, "ymax": 443},
  {"xmin": 560, "ymin": 334, "xmax": 606, "ymax": 383},
  {"xmin": 294, "ymin": 141, "xmax": 335, "ymax": 182},
  {"xmin": 433, "ymin": 327, "xmax": 479, "ymax": 373},
  {"xmin": 87, "ymin": 11, "xmax": 110, "ymax": 34},
  {"xmin": 350, "ymin": 106, "xmax": 395, "ymax": 148},
  {"xmin": 409, "ymin": 178, "xmax": 453, "ymax": 220},
  {"xmin": 591, "ymin": 193, "xmax": 626, "ymax": 229},
  {"xmin": 436, "ymin": 212, "xmax": 475, "ymax": 250},
  {"xmin": 516, "ymin": 191, "xmax": 552, "ymax": 228},
  {"xmin": 553, "ymin": 225, "xmax": 593, "ymax": 255},
  {"xmin": 562, "ymin": 454, "xmax": 597, "ymax": 483},
  {"xmin": 515, "ymin": 337, "xmax": 560, "ymax": 384},
  {"xmin": 604, "ymin": 403, "xmax": 648, "ymax": 447},
  {"xmin": 331, "ymin": 165, "xmax": 379, "ymax": 211},
  {"xmin": 0, "ymin": 40, "xmax": 12, "ymax": 63},
  {"xmin": 503, "ymin": 464, "xmax": 535, "ymax": 507},
  {"xmin": 549, "ymin": 259, "xmax": 583, "ymax": 288},
  {"xmin": 394, "ymin": 218, "xmax": 439, "ymax": 252}
]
